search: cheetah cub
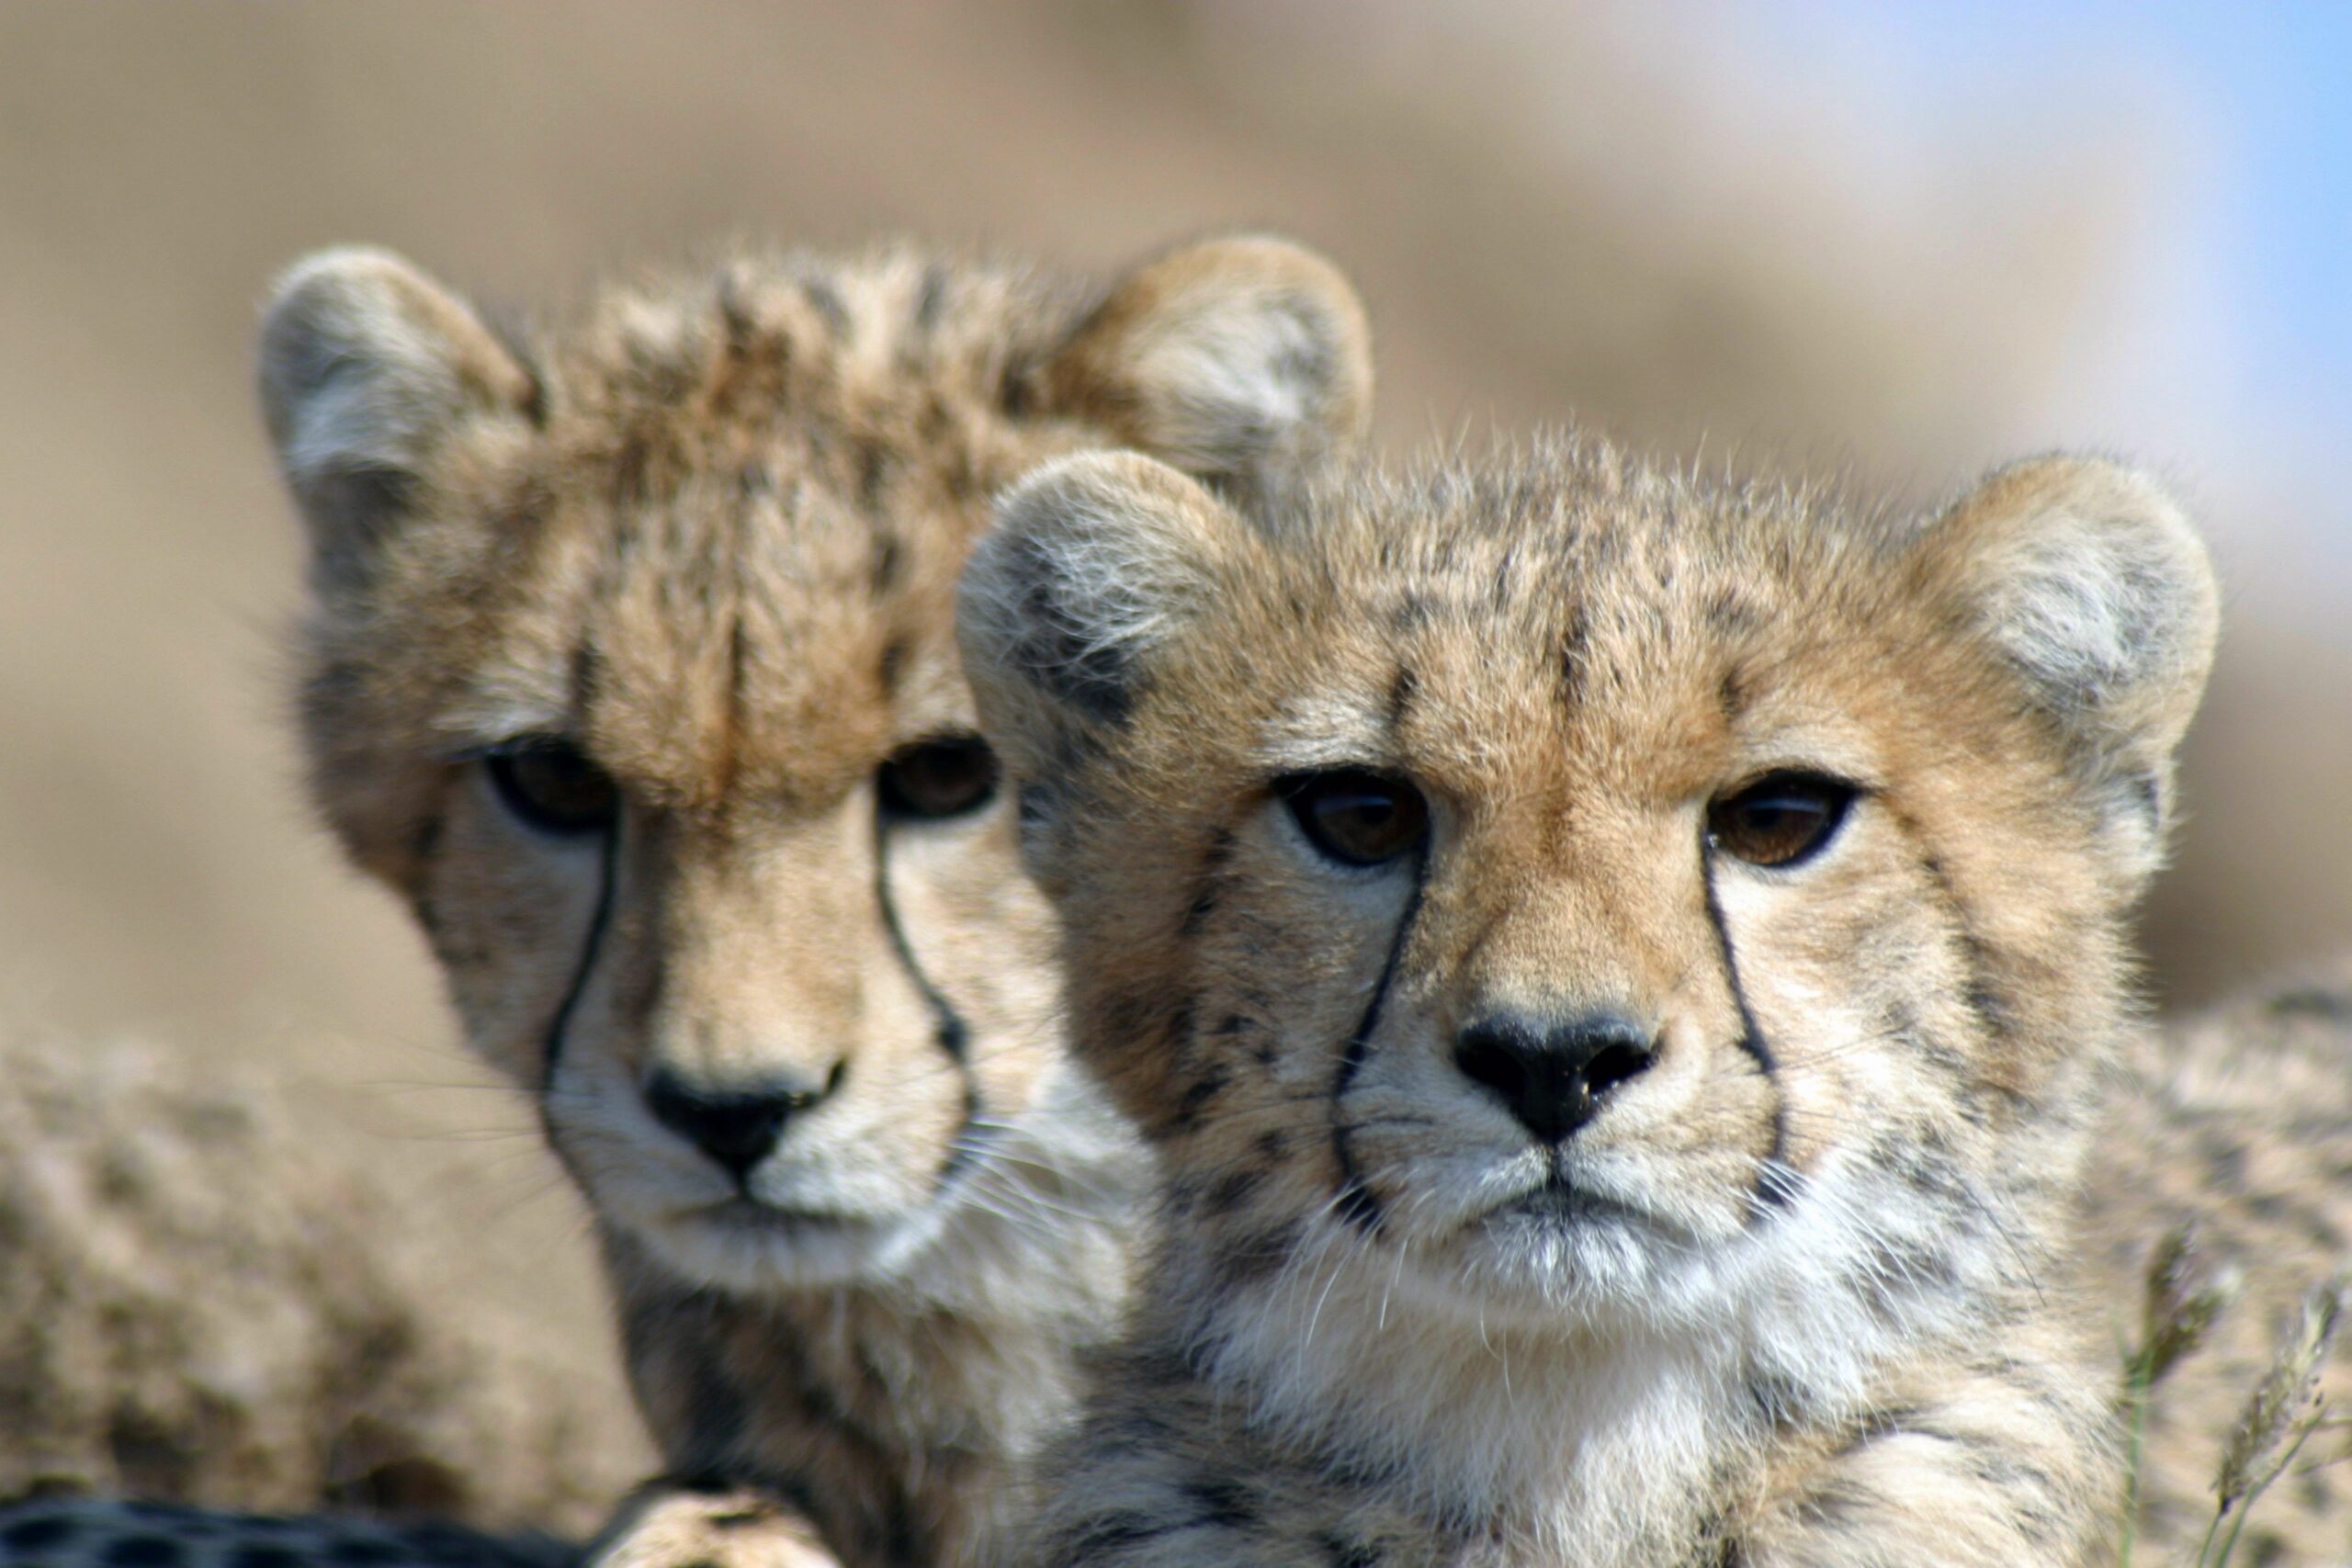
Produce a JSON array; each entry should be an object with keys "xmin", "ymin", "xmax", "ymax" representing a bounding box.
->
[
  {"xmin": 958, "ymin": 440, "xmax": 2218, "ymax": 1566},
  {"xmin": 256, "ymin": 236, "xmax": 1370, "ymax": 1567}
]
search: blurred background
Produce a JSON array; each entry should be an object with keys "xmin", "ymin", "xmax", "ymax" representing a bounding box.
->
[{"xmin": 2, "ymin": 0, "xmax": 2345, "ymax": 1468}]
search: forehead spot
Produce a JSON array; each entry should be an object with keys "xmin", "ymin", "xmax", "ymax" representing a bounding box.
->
[
  {"xmin": 1719, "ymin": 665, "xmax": 1750, "ymax": 721},
  {"xmin": 855, "ymin": 437, "xmax": 891, "ymax": 512},
  {"xmin": 1558, "ymin": 605, "xmax": 1591, "ymax": 710},
  {"xmin": 1385, "ymin": 590, "xmax": 1431, "ymax": 633},
  {"xmin": 870, "ymin": 531, "xmax": 904, "ymax": 594},
  {"xmin": 1385, "ymin": 665, "xmax": 1419, "ymax": 730}
]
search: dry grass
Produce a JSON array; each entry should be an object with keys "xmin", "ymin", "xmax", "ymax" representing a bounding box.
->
[{"xmin": 2122, "ymin": 1226, "xmax": 2350, "ymax": 1567}]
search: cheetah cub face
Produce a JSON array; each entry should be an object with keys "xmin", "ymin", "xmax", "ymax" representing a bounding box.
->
[
  {"xmin": 260, "ymin": 241, "xmax": 1370, "ymax": 1297},
  {"xmin": 963, "ymin": 443, "xmax": 2215, "ymax": 1556}
]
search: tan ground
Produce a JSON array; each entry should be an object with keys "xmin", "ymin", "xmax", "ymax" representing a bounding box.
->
[{"xmin": 0, "ymin": 0, "xmax": 2342, "ymax": 1517}]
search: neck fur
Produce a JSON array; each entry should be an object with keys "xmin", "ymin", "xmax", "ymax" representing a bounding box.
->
[
  {"xmin": 607, "ymin": 1065, "xmax": 1146, "ymax": 1565},
  {"xmin": 1165, "ymin": 1134, "xmax": 2052, "ymax": 1564}
]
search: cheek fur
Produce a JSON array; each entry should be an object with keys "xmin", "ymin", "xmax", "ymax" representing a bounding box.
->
[
  {"xmin": 424, "ymin": 784, "xmax": 609, "ymax": 1082},
  {"xmin": 1709, "ymin": 827, "xmax": 1979, "ymax": 1178},
  {"xmin": 877, "ymin": 807, "xmax": 1064, "ymax": 1118},
  {"xmin": 1102, "ymin": 821, "xmax": 1418, "ymax": 1164}
]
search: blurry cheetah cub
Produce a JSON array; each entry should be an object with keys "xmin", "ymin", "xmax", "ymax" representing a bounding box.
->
[
  {"xmin": 258, "ymin": 235, "xmax": 1371, "ymax": 1568},
  {"xmin": 959, "ymin": 441, "xmax": 2218, "ymax": 1566}
]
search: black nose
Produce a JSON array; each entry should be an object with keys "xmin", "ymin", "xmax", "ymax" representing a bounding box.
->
[
  {"xmin": 643, "ymin": 1066, "xmax": 841, "ymax": 1179},
  {"xmin": 1453, "ymin": 1011, "xmax": 1656, "ymax": 1144}
]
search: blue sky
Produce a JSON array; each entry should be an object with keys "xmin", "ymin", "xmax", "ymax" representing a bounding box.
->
[
  {"xmin": 1804, "ymin": 0, "xmax": 2348, "ymax": 445},
  {"xmin": 1750, "ymin": 0, "xmax": 2350, "ymax": 589},
  {"xmin": 2178, "ymin": 2, "xmax": 2352, "ymax": 409}
]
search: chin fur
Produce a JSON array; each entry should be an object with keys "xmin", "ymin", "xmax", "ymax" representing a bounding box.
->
[
  {"xmin": 628, "ymin": 1201, "xmax": 941, "ymax": 1293},
  {"xmin": 1180, "ymin": 1144, "xmax": 2013, "ymax": 1535},
  {"xmin": 611, "ymin": 1064, "xmax": 1148, "ymax": 1311}
]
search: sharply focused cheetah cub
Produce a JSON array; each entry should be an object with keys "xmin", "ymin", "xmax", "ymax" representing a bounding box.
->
[
  {"xmin": 958, "ymin": 440, "xmax": 2219, "ymax": 1565},
  {"xmin": 253, "ymin": 236, "xmax": 1371, "ymax": 1566}
]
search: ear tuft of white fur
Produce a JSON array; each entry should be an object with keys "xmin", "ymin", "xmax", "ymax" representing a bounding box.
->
[
  {"xmin": 959, "ymin": 451, "xmax": 1230, "ymax": 732},
  {"xmin": 1046, "ymin": 237, "xmax": 1372, "ymax": 508},
  {"xmin": 257, "ymin": 247, "xmax": 534, "ymax": 590},
  {"xmin": 959, "ymin": 451, "xmax": 1237, "ymax": 890},
  {"xmin": 1927, "ymin": 455, "xmax": 2220, "ymax": 885}
]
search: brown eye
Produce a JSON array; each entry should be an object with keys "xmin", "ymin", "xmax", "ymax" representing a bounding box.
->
[
  {"xmin": 1278, "ymin": 770, "xmax": 1430, "ymax": 868},
  {"xmin": 878, "ymin": 736, "xmax": 1000, "ymax": 820},
  {"xmin": 485, "ymin": 738, "xmax": 619, "ymax": 837},
  {"xmin": 1707, "ymin": 771, "xmax": 1857, "ymax": 868}
]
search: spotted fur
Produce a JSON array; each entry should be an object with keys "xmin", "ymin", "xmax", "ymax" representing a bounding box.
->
[
  {"xmin": 0, "ymin": 1495, "xmax": 571, "ymax": 1568},
  {"xmin": 958, "ymin": 438, "xmax": 2219, "ymax": 1566},
  {"xmin": 2092, "ymin": 960, "xmax": 2352, "ymax": 1564},
  {"xmin": 235, "ymin": 236, "xmax": 1371, "ymax": 1568}
]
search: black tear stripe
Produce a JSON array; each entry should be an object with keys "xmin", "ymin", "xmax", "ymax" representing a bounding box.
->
[
  {"xmin": 1701, "ymin": 855, "xmax": 1791, "ymax": 1211},
  {"xmin": 1330, "ymin": 845, "xmax": 1430, "ymax": 1232},
  {"xmin": 872, "ymin": 816, "xmax": 973, "ymax": 1062},
  {"xmin": 871, "ymin": 813, "xmax": 984, "ymax": 1197},
  {"xmin": 542, "ymin": 821, "xmax": 624, "ymax": 1089}
]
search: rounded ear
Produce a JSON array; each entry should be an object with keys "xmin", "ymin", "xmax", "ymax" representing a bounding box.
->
[
  {"xmin": 958, "ymin": 452, "xmax": 1238, "ymax": 879},
  {"xmin": 258, "ymin": 247, "xmax": 538, "ymax": 593},
  {"xmin": 1039, "ymin": 235, "xmax": 1372, "ymax": 510},
  {"xmin": 1917, "ymin": 455, "xmax": 2220, "ymax": 887}
]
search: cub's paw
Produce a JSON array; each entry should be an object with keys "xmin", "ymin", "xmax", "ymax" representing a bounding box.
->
[{"xmin": 584, "ymin": 1484, "xmax": 840, "ymax": 1568}]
